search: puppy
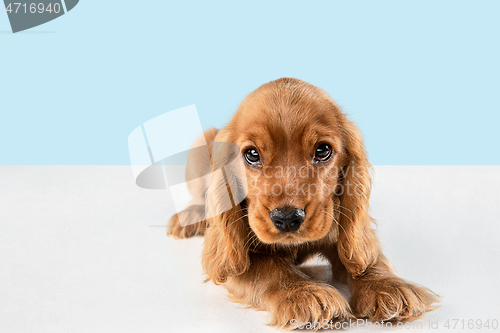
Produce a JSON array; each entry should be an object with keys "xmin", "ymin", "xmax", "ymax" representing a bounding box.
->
[{"xmin": 168, "ymin": 78, "xmax": 438, "ymax": 329}]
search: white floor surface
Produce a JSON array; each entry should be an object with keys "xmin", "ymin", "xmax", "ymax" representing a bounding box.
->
[{"xmin": 0, "ymin": 166, "xmax": 499, "ymax": 332}]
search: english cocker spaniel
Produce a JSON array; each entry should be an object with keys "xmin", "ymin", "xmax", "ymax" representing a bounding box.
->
[{"xmin": 167, "ymin": 78, "xmax": 438, "ymax": 329}]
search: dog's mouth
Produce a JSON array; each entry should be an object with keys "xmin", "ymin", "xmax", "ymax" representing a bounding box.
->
[{"xmin": 277, "ymin": 233, "xmax": 308, "ymax": 245}]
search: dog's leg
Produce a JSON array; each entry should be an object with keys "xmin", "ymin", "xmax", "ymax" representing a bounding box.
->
[
  {"xmin": 166, "ymin": 128, "xmax": 218, "ymax": 239},
  {"xmin": 224, "ymin": 253, "xmax": 353, "ymax": 329},
  {"xmin": 167, "ymin": 206, "xmax": 209, "ymax": 238},
  {"xmin": 334, "ymin": 227, "xmax": 439, "ymax": 322}
]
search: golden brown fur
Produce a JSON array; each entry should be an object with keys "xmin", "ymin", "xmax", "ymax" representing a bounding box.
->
[{"xmin": 167, "ymin": 78, "xmax": 438, "ymax": 329}]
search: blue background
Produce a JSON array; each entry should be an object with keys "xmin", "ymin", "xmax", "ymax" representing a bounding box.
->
[{"xmin": 1, "ymin": 0, "xmax": 499, "ymax": 165}]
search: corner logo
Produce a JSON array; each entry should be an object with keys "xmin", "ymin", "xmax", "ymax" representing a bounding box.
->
[{"xmin": 4, "ymin": 0, "xmax": 78, "ymax": 33}]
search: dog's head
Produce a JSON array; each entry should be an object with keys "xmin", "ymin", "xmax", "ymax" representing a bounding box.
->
[{"xmin": 203, "ymin": 78, "xmax": 371, "ymax": 283}]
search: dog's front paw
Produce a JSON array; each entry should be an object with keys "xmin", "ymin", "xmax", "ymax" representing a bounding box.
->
[
  {"xmin": 268, "ymin": 282, "xmax": 353, "ymax": 330},
  {"xmin": 167, "ymin": 206, "xmax": 207, "ymax": 238},
  {"xmin": 350, "ymin": 277, "xmax": 439, "ymax": 322}
]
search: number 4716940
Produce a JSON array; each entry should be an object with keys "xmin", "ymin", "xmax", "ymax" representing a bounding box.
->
[
  {"xmin": 444, "ymin": 319, "xmax": 498, "ymax": 330},
  {"xmin": 5, "ymin": 3, "xmax": 60, "ymax": 14}
]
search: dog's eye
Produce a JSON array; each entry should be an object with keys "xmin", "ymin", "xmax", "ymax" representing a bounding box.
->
[
  {"xmin": 244, "ymin": 148, "xmax": 261, "ymax": 166},
  {"xmin": 314, "ymin": 143, "xmax": 333, "ymax": 162}
]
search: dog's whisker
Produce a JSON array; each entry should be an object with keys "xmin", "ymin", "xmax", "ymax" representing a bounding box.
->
[
  {"xmin": 333, "ymin": 208, "xmax": 355, "ymax": 225},
  {"xmin": 336, "ymin": 204, "xmax": 357, "ymax": 216},
  {"xmin": 244, "ymin": 232, "xmax": 259, "ymax": 250},
  {"xmin": 332, "ymin": 209, "xmax": 357, "ymax": 241},
  {"xmin": 225, "ymin": 214, "xmax": 249, "ymax": 229},
  {"xmin": 244, "ymin": 234, "xmax": 253, "ymax": 250},
  {"xmin": 243, "ymin": 234, "xmax": 252, "ymax": 249},
  {"xmin": 249, "ymin": 234, "xmax": 259, "ymax": 250},
  {"xmin": 225, "ymin": 208, "xmax": 247, "ymax": 221},
  {"xmin": 323, "ymin": 210, "xmax": 352, "ymax": 248}
]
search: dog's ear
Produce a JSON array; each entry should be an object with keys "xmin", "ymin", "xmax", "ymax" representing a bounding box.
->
[
  {"xmin": 336, "ymin": 118, "xmax": 380, "ymax": 276},
  {"xmin": 202, "ymin": 205, "xmax": 250, "ymax": 284},
  {"xmin": 201, "ymin": 129, "xmax": 250, "ymax": 284}
]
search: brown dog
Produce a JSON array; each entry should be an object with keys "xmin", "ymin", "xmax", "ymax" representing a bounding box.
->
[{"xmin": 168, "ymin": 78, "xmax": 438, "ymax": 329}]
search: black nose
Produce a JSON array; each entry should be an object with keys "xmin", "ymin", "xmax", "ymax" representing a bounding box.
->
[{"xmin": 269, "ymin": 207, "xmax": 305, "ymax": 232}]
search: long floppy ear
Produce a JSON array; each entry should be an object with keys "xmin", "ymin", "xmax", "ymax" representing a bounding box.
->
[
  {"xmin": 336, "ymin": 118, "xmax": 380, "ymax": 277},
  {"xmin": 201, "ymin": 129, "xmax": 250, "ymax": 284},
  {"xmin": 202, "ymin": 205, "xmax": 250, "ymax": 284}
]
